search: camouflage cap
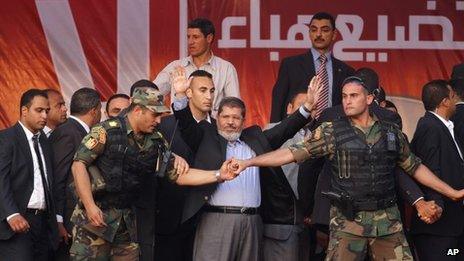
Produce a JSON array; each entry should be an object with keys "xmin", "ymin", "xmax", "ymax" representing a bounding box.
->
[{"xmin": 131, "ymin": 88, "xmax": 170, "ymax": 113}]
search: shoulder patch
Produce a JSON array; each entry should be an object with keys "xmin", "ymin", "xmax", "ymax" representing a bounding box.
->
[{"xmin": 107, "ymin": 120, "xmax": 120, "ymax": 128}]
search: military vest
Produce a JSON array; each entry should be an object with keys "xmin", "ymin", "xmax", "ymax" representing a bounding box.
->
[
  {"xmin": 94, "ymin": 117, "xmax": 159, "ymax": 209},
  {"xmin": 330, "ymin": 118, "xmax": 398, "ymax": 211}
]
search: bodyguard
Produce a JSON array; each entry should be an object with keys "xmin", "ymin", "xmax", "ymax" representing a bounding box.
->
[{"xmin": 69, "ymin": 88, "xmax": 176, "ymax": 260}]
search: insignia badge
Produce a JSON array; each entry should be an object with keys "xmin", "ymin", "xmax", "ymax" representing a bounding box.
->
[
  {"xmin": 85, "ymin": 138, "xmax": 98, "ymax": 150},
  {"xmin": 98, "ymin": 128, "xmax": 106, "ymax": 144},
  {"xmin": 109, "ymin": 121, "xmax": 117, "ymax": 127}
]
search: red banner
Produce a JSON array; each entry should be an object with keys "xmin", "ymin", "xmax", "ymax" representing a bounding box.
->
[{"xmin": 0, "ymin": 0, "xmax": 463, "ymax": 129}]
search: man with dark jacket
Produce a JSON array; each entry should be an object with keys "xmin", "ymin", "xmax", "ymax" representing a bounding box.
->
[
  {"xmin": 50, "ymin": 87, "xmax": 102, "ymax": 260},
  {"xmin": 0, "ymin": 89, "xmax": 59, "ymax": 260},
  {"xmin": 270, "ymin": 12, "xmax": 354, "ymax": 122},
  {"xmin": 171, "ymin": 67, "xmax": 320, "ymax": 260},
  {"xmin": 410, "ymin": 80, "xmax": 464, "ymax": 261}
]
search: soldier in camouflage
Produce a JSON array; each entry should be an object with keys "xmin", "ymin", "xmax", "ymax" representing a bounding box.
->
[
  {"xmin": 70, "ymin": 87, "xmax": 239, "ymax": 260},
  {"xmin": 230, "ymin": 76, "xmax": 464, "ymax": 260}
]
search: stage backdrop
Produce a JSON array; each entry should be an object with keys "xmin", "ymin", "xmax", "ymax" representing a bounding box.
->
[{"xmin": 1, "ymin": 0, "xmax": 463, "ymax": 137}]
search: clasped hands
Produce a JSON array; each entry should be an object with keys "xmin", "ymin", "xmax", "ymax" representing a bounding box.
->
[{"xmin": 414, "ymin": 199, "xmax": 443, "ymax": 224}]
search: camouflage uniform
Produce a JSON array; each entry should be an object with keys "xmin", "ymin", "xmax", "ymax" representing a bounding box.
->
[
  {"xmin": 289, "ymin": 115, "xmax": 421, "ymax": 261},
  {"xmin": 70, "ymin": 88, "xmax": 177, "ymax": 260}
]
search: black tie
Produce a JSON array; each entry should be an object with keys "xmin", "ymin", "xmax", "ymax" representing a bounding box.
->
[{"xmin": 32, "ymin": 134, "xmax": 51, "ymax": 210}]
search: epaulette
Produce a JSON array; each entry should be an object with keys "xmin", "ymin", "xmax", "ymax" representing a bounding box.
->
[{"xmin": 104, "ymin": 119, "xmax": 121, "ymax": 130}]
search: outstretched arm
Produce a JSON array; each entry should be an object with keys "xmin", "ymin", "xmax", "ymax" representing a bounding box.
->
[
  {"xmin": 413, "ymin": 164, "xmax": 464, "ymax": 201},
  {"xmin": 176, "ymin": 159, "xmax": 238, "ymax": 186},
  {"xmin": 232, "ymin": 148, "xmax": 296, "ymax": 174}
]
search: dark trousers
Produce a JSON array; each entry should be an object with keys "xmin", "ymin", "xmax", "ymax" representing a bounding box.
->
[
  {"xmin": 154, "ymin": 218, "xmax": 195, "ymax": 261},
  {"xmin": 53, "ymin": 240, "xmax": 71, "ymax": 261},
  {"xmin": 136, "ymin": 207, "xmax": 156, "ymax": 261},
  {"xmin": 0, "ymin": 211, "xmax": 51, "ymax": 261},
  {"xmin": 413, "ymin": 234, "xmax": 461, "ymax": 261}
]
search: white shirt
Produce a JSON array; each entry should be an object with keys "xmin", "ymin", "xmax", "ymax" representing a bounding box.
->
[
  {"xmin": 69, "ymin": 115, "xmax": 91, "ymax": 133},
  {"xmin": 154, "ymin": 54, "xmax": 240, "ymax": 117},
  {"xmin": 43, "ymin": 125, "xmax": 53, "ymax": 138},
  {"xmin": 7, "ymin": 122, "xmax": 49, "ymax": 221},
  {"xmin": 430, "ymin": 111, "xmax": 463, "ymax": 159}
]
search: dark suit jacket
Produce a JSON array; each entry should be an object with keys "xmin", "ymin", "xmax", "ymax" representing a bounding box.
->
[
  {"xmin": 0, "ymin": 123, "xmax": 59, "ymax": 248},
  {"xmin": 155, "ymin": 114, "xmax": 197, "ymax": 235},
  {"xmin": 451, "ymin": 103, "xmax": 464, "ymax": 147},
  {"xmin": 451, "ymin": 63, "xmax": 464, "ymax": 79},
  {"xmin": 300, "ymin": 104, "xmax": 423, "ymax": 226},
  {"xmin": 174, "ymin": 106, "xmax": 308, "ymax": 224},
  {"xmin": 410, "ymin": 112, "xmax": 464, "ymax": 237},
  {"xmin": 270, "ymin": 50, "xmax": 355, "ymax": 122},
  {"xmin": 49, "ymin": 117, "xmax": 87, "ymax": 231}
]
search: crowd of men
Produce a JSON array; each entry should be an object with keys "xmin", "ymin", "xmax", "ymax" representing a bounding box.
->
[{"xmin": 0, "ymin": 12, "xmax": 463, "ymax": 261}]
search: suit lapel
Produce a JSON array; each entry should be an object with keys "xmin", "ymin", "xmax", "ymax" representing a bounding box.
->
[
  {"xmin": 427, "ymin": 112, "xmax": 463, "ymax": 161},
  {"xmin": 39, "ymin": 133, "xmax": 54, "ymax": 186},
  {"xmin": 331, "ymin": 58, "xmax": 344, "ymax": 104},
  {"xmin": 240, "ymin": 127, "xmax": 265, "ymax": 156},
  {"xmin": 69, "ymin": 117, "xmax": 87, "ymax": 137},
  {"xmin": 14, "ymin": 123, "xmax": 34, "ymax": 177},
  {"xmin": 300, "ymin": 50, "xmax": 315, "ymax": 79}
]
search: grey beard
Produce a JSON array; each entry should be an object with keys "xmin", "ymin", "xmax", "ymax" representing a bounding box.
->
[{"xmin": 218, "ymin": 130, "xmax": 242, "ymax": 142}]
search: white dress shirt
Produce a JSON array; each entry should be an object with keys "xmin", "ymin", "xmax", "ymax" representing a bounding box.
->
[
  {"xmin": 7, "ymin": 122, "xmax": 49, "ymax": 221},
  {"xmin": 154, "ymin": 54, "xmax": 240, "ymax": 117},
  {"xmin": 69, "ymin": 115, "xmax": 91, "ymax": 133},
  {"xmin": 430, "ymin": 111, "xmax": 463, "ymax": 159},
  {"xmin": 43, "ymin": 125, "xmax": 53, "ymax": 138}
]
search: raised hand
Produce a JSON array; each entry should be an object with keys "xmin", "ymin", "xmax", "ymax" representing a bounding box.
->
[
  {"xmin": 304, "ymin": 75, "xmax": 323, "ymax": 117},
  {"xmin": 170, "ymin": 66, "xmax": 192, "ymax": 96}
]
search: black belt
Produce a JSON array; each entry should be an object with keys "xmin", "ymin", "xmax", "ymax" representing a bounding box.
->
[
  {"xmin": 353, "ymin": 198, "xmax": 396, "ymax": 211},
  {"xmin": 202, "ymin": 205, "xmax": 258, "ymax": 215},
  {"xmin": 26, "ymin": 208, "xmax": 47, "ymax": 215}
]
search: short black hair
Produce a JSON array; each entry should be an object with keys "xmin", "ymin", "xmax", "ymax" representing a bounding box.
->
[
  {"xmin": 188, "ymin": 18, "xmax": 215, "ymax": 38},
  {"xmin": 20, "ymin": 89, "xmax": 48, "ymax": 112},
  {"xmin": 130, "ymin": 79, "xmax": 158, "ymax": 96},
  {"xmin": 310, "ymin": 12, "xmax": 336, "ymax": 30},
  {"xmin": 421, "ymin": 80, "xmax": 450, "ymax": 111},
  {"xmin": 218, "ymin": 97, "xmax": 246, "ymax": 118},
  {"xmin": 106, "ymin": 93, "xmax": 130, "ymax": 113},
  {"xmin": 450, "ymin": 78, "xmax": 464, "ymax": 100},
  {"xmin": 70, "ymin": 88, "xmax": 101, "ymax": 116},
  {"xmin": 43, "ymin": 88, "xmax": 62, "ymax": 96},
  {"xmin": 189, "ymin": 70, "xmax": 213, "ymax": 79}
]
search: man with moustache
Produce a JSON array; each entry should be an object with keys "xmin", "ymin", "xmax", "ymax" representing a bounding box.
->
[
  {"xmin": 171, "ymin": 68, "xmax": 320, "ymax": 261},
  {"xmin": 0, "ymin": 89, "xmax": 59, "ymax": 260},
  {"xmin": 270, "ymin": 12, "xmax": 354, "ymax": 123},
  {"xmin": 44, "ymin": 89, "xmax": 68, "ymax": 137},
  {"xmin": 154, "ymin": 18, "xmax": 240, "ymax": 117}
]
